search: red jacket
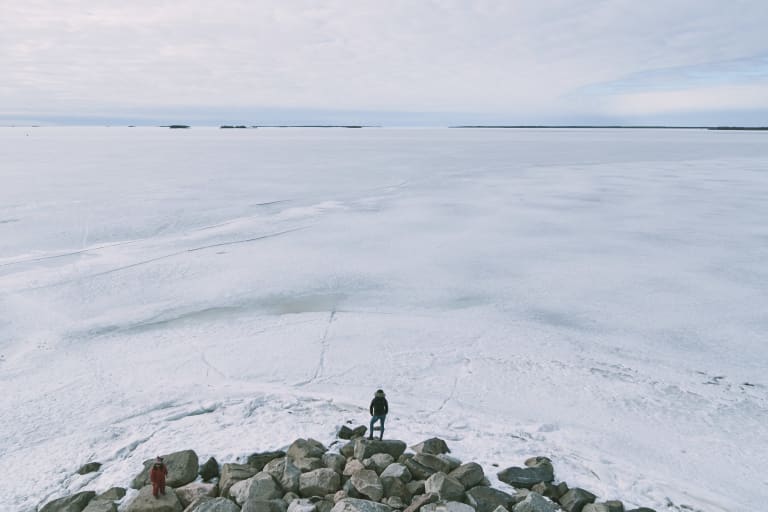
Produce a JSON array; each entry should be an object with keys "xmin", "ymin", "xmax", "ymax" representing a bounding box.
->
[{"xmin": 150, "ymin": 463, "xmax": 168, "ymax": 485}]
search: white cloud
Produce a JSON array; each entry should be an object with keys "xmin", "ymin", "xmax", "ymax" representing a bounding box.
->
[{"xmin": 1, "ymin": 0, "xmax": 767, "ymax": 122}]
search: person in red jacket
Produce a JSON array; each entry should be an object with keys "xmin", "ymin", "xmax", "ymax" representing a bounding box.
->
[{"xmin": 150, "ymin": 456, "xmax": 168, "ymax": 498}]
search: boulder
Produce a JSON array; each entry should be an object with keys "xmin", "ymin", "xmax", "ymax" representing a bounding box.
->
[
  {"xmin": 353, "ymin": 440, "xmax": 407, "ymax": 461},
  {"xmin": 316, "ymin": 499, "xmax": 336, "ymax": 512},
  {"xmin": 496, "ymin": 465, "xmax": 553, "ymax": 490},
  {"xmin": 220, "ymin": 463, "xmax": 259, "ymax": 497},
  {"xmin": 284, "ymin": 492, "xmax": 300, "ymax": 503},
  {"xmin": 242, "ymin": 499, "xmax": 288, "ymax": 512},
  {"xmin": 432, "ymin": 502, "xmax": 475, "ymax": 512},
  {"xmin": 343, "ymin": 479, "xmax": 362, "ymax": 499},
  {"xmin": 126, "ymin": 485, "xmax": 183, "ymax": 512},
  {"xmin": 294, "ymin": 457, "xmax": 324, "ymax": 473},
  {"xmin": 380, "ymin": 463, "xmax": 411, "ymax": 483},
  {"xmin": 436, "ymin": 456, "xmax": 461, "ymax": 473},
  {"xmin": 381, "ymin": 476, "xmax": 409, "ymax": 501},
  {"xmin": 40, "ymin": 491, "xmax": 96, "ymax": 512},
  {"xmin": 289, "ymin": 499, "xmax": 318, "ymax": 512},
  {"xmin": 368, "ymin": 454, "xmax": 395, "ymax": 474},
  {"xmin": 558, "ymin": 489, "xmax": 597, "ymax": 512},
  {"xmin": 600, "ymin": 502, "xmax": 624, "ymax": 512},
  {"xmin": 339, "ymin": 426, "xmax": 367, "ymax": 440},
  {"xmin": 340, "ymin": 442, "xmax": 356, "ymax": 458},
  {"xmin": 405, "ymin": 480, "xmax": 425, "ymax": 497},
  {"xmin": 464, "ymin": 486, "xmax": 515, "ymax": 512},
  {"xmin": 265, "ymin": 457, "xmax": 301, "ymax": 492},
  {"xmin": 184, "ymin": 497, "xmax": 241, "ymax": 512},
  {"xmin": 323, "ymin": 453, "xmax": 347, "ymax": 474},
  {"xmin": 448, "ymin": 463, "xmax": 483, "ymax": 489},
  {"xmin": 175, "ymin": 482, "xmax": 217, "ymax": 508},
  {"xmin": 288, "ymin": 439, "xmax": 327, "ymax": 460},
  {"xmin": 200, "ymin": 457, "xmax": 220, "ymax": 482},
  {"xmin": 343, "ymin": 459, "xmax": 366, "ymax": 477},
  {"xmin": 403, "ymin": 493, "xmax": 438, "ymax": 512},
  {"xmin": 96, "ymin": 488, "xmax": 126, "ymax": 501},
  {"xmin": 406, "ymin": 454, "xmax": 455, "ymax": 481},
  {"xmin": 132, "ymin": 450, "xmax": 200, "ymax": 489},
  {"xmin": 82, "ymin": 501, "xmax": 117, "ymax": 512},
  {"xmin": 231, "ymin": 473, "xmax": 282, "ymax": 505},
  {"xmin": 513, "ymin": 492, "xmax": 557, "ymax": 512},
  {"xmin": 625, "ymin": 509, "xmax": 655, "ymax": 512},
  {"xmin": 425, "ymin": 473, "xmax": 464, "ymax": 502},
  {"xmin": 383, "ymin": 497, "xmax": 405, "ymax": 509},
  {"xmin": 300, "ymin": 468, "xmax": 342, "ymax": 497},
  {"xmin": 411, "ymin": 439, "xmax": 451, "ymax": 456},
  {"xmin": 249, "ymin": 451, "xmax": 287, "ymax": 471},
  {"xmin": 350, "ymin": 469, "xmax": 384, "ymax": 501},
  {"xmin": 331, "ymin": 498, "xmax": 394, "ymax": 512},
  {"xmin": 77, "ymin": 462, "xmax": 103, "ymax": 475},
  {"xmin": 334, "ymin": 491, "xmax": 348, "ymax": 503},
  {"xmin": 529, "ymin": 483, "xmax": 561, "ymax": 501}
]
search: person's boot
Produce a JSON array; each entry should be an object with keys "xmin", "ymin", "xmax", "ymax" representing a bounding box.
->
[{"xmin": 368, "ymin": 433, "xmax": 373, "ymax": 440}]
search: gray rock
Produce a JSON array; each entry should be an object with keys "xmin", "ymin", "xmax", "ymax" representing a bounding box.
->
[
  {"xmin": 318, "ymin": 500, "xmax": 336, "ymax": 512},
  {"xmin": 40, "ymin": 491, "xmax": 96, "ymax": 512},
  {"xmin": 82, "ymin": 500, "xmax": 117, "ymax": 512},
  {"xmin": 413, "ymin": 454, "xmax": 453, "ymax": 474},
  {"xmin": 340, "ymin": 442, "xmax": 356, "ymax": 458},
  {"xmin": 77, "ymin": 462, "xmax": 103, "ymax": 475},
  {"xmin": 343, "ymin": 459, "xmax": 366, "ymax": 476},
  {"xmin": 381, "ymin": 477, "xmax": 409, "ymax": 501},
  {"xmin": 353, "ymin": 440, "xmax": 407, "ymax": 461},
  {"xmin": 334, "ymin": 491, "xmax": 348, "ymax": 503},
  {"xmin": 350, "ymin": 469, "xmax": 384, "ymax": 501},
  {"xmin": 448, "ymin": 463, "xmax": 484, "ymax": 489},
  {"xmin": 529, "ymin": 484, "xmax": 561, "ymax": 501},
  {"xmin": 369, "ymin": 453, "xmax": 395, "ymax": 474},
  {"xmin": 288, "ymin": 439, "xmax": 327, "ymax": 460},
  {"xmin": 496, "ymin": 465, "xmax": 553, "ymax": 490},
  {"xmin": 299, "ymin": 468, "xmax": 342, "ymax": 497},
  {"xmin": 558, "ymin": 488, "xmax": 597, "ymax": 512},
  {"xmin": 200, "ymin": 457, "xmax": 220, "ymax": 482},
  {"xmin": 602, "ymin": 501, "xmax": 624, "ymax": 512},
  {"xmin": 95, "ymin": 488, "xmax": 126, "ymax": 501},
  {"xmin": 249, "ymin": 451, "xmax": 287, "ymax": 471},
  {"xmin": 489, "ymin": 507, "xmax": 508, "ymax": 512},
  {"xmin": 404, "ymin": 480, "xmax": 425, "ymax": 497},
  {"xmin": 513, "ymin": 492, "xmax": 557, "ymax": 512},
  {"xmin": 434, "ymin": 502, "xmax": 475, "ymax": 512},
  {"xmin": 339, "ymin": 426, "xmax": 368, "ymax": 440},
  {"xmin": 281, "ymin": 459, "xmax": 302, "ymax": 493},
  {"xmin": 220, "ymin": 463, "xmax": 259, "ymax": 498},
  {"xmin": 175, "ymin": 482, "xmax": 217, "ymax": 508},
  {"xmin": 294, "ymin": 457, "xmax": 324, "ymax": 473},
  {"xmin": 242, "ymin": 499, "xmax": 288, "ymax": 512},
  {"xmin": 284, "ymin": 492, "xmax": 300, "ymax": 503},
  {"xmin": 436, "ymin": 456, "xmax": 461, "ymax": 473},
  {"xmin": 331, "ymin": 498, "xmax": 394, "ymax": 512},
  {"xmin": 411, "ymin": 439, "xmax": 451, "ymax": 456},
  {"xmin": 380, "ymin": 463, "xmax": 412, "ymax": 483},
  {"xmin": 383, "ymin": 497, "xmax": 405, "ymax": 509},
  {"xmin": 231, "ymin": 473, "xmax": 283, "ymax": 505},
  {"xmin": 126, "ymin": 485, "xmax": 183, "ymax": 512},
  {"xmin": 323, "ymin": 453, "xmax": 347, "ymax": 474},
  {"xmin": 132, "ymin": 450, "xmax": 200, "ymax": 489},
  {"xmin": 403, "ymin": 493, "xmax": 438, "ymax": 512},
  {"xmin": 464, "ymin": 486, "xmax": 515, "ymax": 512},
  {"xmin": 288, "ymin": 498, "xmax": 318, "ymax": 512},
  {"xmin": 404, "ymin": 459, "xmax": 435, "ymax": 481},
  {"xmin": 263, "ymin": 458, "xmax": 287, "ymax": 480},
  {"xmin": 184, "ymin": 497, "xmax": 241, "ymax": 512},
  {"xmin": 342, "ymin": 479, "xmax": 362, "ymax": 499},
  {"xmin": 625, "ymin": 508, "xmax": 655, "ymax": 512},
  {"xmin": 424, "ymin": 473, "xmax": 464, "ymax": 502}
]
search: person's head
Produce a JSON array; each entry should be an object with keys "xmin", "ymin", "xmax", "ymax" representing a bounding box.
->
[
  {"xmin": 375, "ymin": 389, "xmax": 385, "ymax": 397},
  {"xmin": 155, "ymin": 456, "xmax": 164, "ymax": 465}
]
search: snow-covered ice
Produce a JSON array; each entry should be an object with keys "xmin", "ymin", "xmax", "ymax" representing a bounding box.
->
[{"xmin": 0, "ymin": 127, "xmax": 766, "ymax": 511}]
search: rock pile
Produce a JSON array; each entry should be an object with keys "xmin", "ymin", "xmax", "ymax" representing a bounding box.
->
[{"xmin": 38, "ymin": 430, "xmax": 657, "ymax": 512}]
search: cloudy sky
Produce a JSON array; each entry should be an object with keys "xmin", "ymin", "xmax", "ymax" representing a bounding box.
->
[{"xmin": 2, "ymin": 0, "xmax": 767, "ymax": 125}]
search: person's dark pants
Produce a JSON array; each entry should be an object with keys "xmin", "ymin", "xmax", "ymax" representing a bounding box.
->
[
  {"xmin": 370, "ymin": 414, "xmax": 386, "ymax": 439},
  {"xmin": 152, "ymin": 481, "xmax": 165, "ymax": 497}
]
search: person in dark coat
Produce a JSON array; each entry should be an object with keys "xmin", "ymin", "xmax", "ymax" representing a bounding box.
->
[
  {"xmin": 369, "ymin": 389, "xmax": 389, "ymax": 440},
  {"xmin": 150, "ymin": 456, "xmax": 168, "ymax": 498}
]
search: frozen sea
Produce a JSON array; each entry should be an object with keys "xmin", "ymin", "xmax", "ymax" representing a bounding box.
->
[{"xmin": 0, "ymin": 127, "xmax": 766, "ymax": 511}]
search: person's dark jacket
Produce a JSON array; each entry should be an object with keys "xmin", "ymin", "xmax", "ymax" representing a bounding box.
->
[{"xmin": 370, "ymin": 396, "xmax": 389, "ymax": 416}]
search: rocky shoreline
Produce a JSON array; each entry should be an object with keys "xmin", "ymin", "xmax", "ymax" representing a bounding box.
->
[{"xmin": 40, "ymin": 428, "xmax": 656, "ymax": 512}]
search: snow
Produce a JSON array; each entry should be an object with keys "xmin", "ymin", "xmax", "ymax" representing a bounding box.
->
[{"xmin": 0, "ymin": 127, "xmax": 766, "ymax": 511}]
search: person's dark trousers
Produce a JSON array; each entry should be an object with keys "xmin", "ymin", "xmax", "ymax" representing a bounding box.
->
[{"xmin": 369, "ymin": 414, "xmax": 386, "ymax": 440}]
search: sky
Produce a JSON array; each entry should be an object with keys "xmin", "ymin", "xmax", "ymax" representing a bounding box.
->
[{"xmin": 1, "ymin": 0, "xmax": 767, "ymax": 126}]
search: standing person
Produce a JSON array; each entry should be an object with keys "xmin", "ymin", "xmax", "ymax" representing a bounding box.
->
[
  {"xmin": 369, "ymin": 389, "xmax": 389, "ymax": 440},
  {"xmin": 150, "ymin": 456, "xmax": 168, "ymax": 498}
]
